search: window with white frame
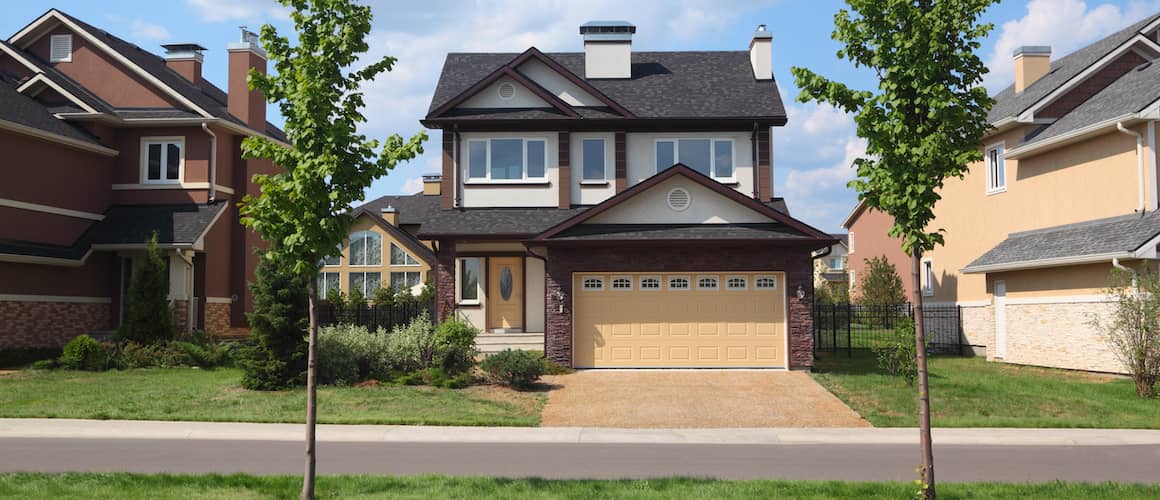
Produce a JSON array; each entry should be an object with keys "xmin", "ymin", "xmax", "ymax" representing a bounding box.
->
[
  {"xmin": 848, "ymin": 232, "xmax": 855, "ymax": 253},
  {"xmin": 668, "ymin": 276, "xmax": 690, "ymax": 290},
  {"xmin": 986, "ymin": 143, "xmax": 1006, "ymax": 193},
  {"xmin": 582, "ymin": 276, "xmax": 605, "ymax": 291},
  {"xmin": 611, "ymin": 276, "xmax": 633, "ymax": 290},
  {"xmin": 317, "ymin": 272, "xmax": 340, "ymax": 295},
  {"xmin": 922, "ymin": 259, "xmax": 934, "ymax": 296},
  {"xmin": 697, "ymin": 275, "xmax": 719, "ymax": 290},
  {"xmin": 848, "ymin": 270, "xmax": 856, "ymax": 292},
  {"xmin": 829, "ymin": 257, "xmax": 844, "ymax": 271},
  {"xmin": 726, "ymin": 276, "xmax": 747, "ymax": 290},
  {"xmin": 458, "ymin": 258, "xmax": 481, "ymax": 303},
  {"xmin": 349, "ymin": 272, "xmax": 381, "ymax": 296},
  {"xmin": 348, "ymin": 231, "xmax": 382, "ymax": 266},
  {"xmin": 390, "ymin": 243, "xmax": 420, "ymax": 266},
  {"xmin": 466, "ymin": 138, "xmax": 547, "ymax": 181},
  {"xmin": 390, "ymin": 271, "xmax": 422, "ymax": 290},
  {"xmin": 50, "ymin": 34, "xmax": 72, "ymax": 62},
  {"xmin": 581, "ymin": 138, "xmax": 606, "ymax": 181},
  {"xmin": 755, "ymin": 276, "xmax": 777, "ymax": 289},
  {"xmin": 640, "ymin": 276, "xmax": 661, "ymax": 290},
  {"xmin": 142, "ymin": 137, "xmax": 184, "ymax": 183},
  {"xmin": 655, "ymin": 139, "xmax": 735, "ymax": 179},
  {"xmin": 319, "ymin": 244, "xmax": 342, "ymax": 267}
]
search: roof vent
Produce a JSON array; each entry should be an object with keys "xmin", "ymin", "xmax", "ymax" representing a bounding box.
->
[
  {"xmin": 497, "ymin": 82, "xmax": 516, "ymax": 100},
  {"xmin": 667, "ymin": 188, "xmax": 691, "ymax": 212}
]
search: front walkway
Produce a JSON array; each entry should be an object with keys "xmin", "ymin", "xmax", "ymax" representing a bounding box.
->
[{"xmin": 540, "ymin": 370, "xmax": 869, "ymax": 428}]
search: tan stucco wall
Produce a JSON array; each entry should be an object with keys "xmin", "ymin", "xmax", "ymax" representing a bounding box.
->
[
  {"xmin": 588, "ymin": 176, "xmax": 771, "ymax": 225},
  {"xmin": 320, "ymin": 215, "xmax": 431, "ymax": 297},
  {"xmin": 991, "ymin": 262, "xmax": 1120, "ymax": 299}
]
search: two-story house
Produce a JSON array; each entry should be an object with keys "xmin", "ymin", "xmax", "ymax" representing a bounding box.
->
[
  {"xmin": 0, "ymin": 9, "xmax": 284, "ymax": 348},
  {"xmin": 917, "ymin": 13, "xmax": 1160, "ymax": 373},
  {"xmin": 813, "ymin": 233, "xmax": 849, "ymax": 297},
  {"xmin": 842, "ymin": 202, "xmax": 918, "ymax": 300},
  {"xmin": 417, "ymin": 22, "xmax": 834, "ymax": 369}
]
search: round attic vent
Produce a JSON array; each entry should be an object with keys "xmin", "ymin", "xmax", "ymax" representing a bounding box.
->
[
  {"xmin": 667, "ymin": 188, "xmax": 691, "ymax": 211},
  {"xmin": 497, "ymin": 82, "xmax": 516, "ymax": 100}
]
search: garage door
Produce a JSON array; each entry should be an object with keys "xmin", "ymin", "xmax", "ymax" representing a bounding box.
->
[{"xmin": 573, "ymin": 272, "xmax": 786, "ymax": 368}]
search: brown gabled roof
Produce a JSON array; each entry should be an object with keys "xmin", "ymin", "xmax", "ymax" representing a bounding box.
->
[{"xmin": 532, "ymin": 164, "xmax": 834, "ymax": 243}]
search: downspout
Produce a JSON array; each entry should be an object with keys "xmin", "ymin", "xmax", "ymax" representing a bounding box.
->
[
  {"xmin": 1116, "ymin": 122, "xmax": 1145, "ymax": 213},
  {"xmin": 201, "ymin": 123, "xmax": 218, "ymax": 203},
  {"xmin": 1113, "ymin": 257, "xmax": 1138, "ymax": 290}
]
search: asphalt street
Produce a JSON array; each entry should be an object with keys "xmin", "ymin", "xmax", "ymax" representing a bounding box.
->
[{"xmin": 1, "ymin": 438, "xmax": 1157, "ymax": 483}]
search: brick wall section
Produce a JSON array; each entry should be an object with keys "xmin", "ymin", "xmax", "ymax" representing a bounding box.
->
[
  {"xmin": 173, "ymin": 299, "xmax": 189, "ymax": 333},
  {"xmin": 205, "ymin": 302, "xmax": 232, "ymax": 337},
  {"xmin": 1038, "ymin": 52, "xmax": 1146, "ymax": 118},
  {"xmin": 614, "ymin": 132, "xmax": 627, "ymax": 193},
  {"xmin": 434, "ymin": 240, "xmax": 457, "ymax": 322},
  {"xmin": 558, "ymin": 131, "xmax": 571, "ymax": 208},
  {"xmin": 543, "ymin": 244, "xmax": 815, "ymax": 369},
  {"xmin": 441, "ymin": 132, "xmax": 454, "ymax": 209},
  {"xmin": 0, "ymin": 301, "xmax": 111, "ymax": 348}
]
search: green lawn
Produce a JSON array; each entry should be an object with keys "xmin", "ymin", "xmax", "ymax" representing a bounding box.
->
[
  {"xmin": 812, "ymin": 353, "xmax": 1160, "ymax": 428},
  {"xmin": 0, "ymin": 368, "xmax": 543, "ymax": 426},
  {"xmin": 1, "ymin": 474, "xmax": 1156, "ymax": 499}
]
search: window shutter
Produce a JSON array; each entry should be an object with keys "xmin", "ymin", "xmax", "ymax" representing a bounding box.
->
[{"xmin": 50, "ymin": 35, "xmax": 72, "ymax": 62}]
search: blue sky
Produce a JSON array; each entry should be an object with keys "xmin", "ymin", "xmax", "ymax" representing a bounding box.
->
[{"xmin": 6, "ymin": 0, "xmax": 1160, "ymax": 231}]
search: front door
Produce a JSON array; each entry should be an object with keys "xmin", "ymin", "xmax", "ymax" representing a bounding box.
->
[{"xmin": 487, "ymin": 257, "xmax": 524, "ymax": 331}]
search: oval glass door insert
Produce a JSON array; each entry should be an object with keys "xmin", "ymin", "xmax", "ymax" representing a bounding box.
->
[{"xmin": 499, "ymin": 267, "xmax": 514, "ymax": 300}]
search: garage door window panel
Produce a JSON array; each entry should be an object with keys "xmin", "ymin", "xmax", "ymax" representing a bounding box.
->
[
  {"xmin": 610, "ymin": 276, "xmax": 633, "ymax": 291},
  {"xmin": 755, "ymin": 276, "xmax": 777, "ymax": 289},
  {"xmin": 582, "ymin": 276, "xmax": 605, "ymax": 291},
  {"xmin": 639, "ymin": 276, "xmax": 661, "ymax": 290},
  {"xmin": 668, "ymin": 276, "xmax": 690, "ymax": 290},
  {"xmin": 726, "ymin": 276, "xmax": 748, "ymax": 290},
  {"xmin": 697, "ymin": 276, "xmax": 719, "ymax": 290}
]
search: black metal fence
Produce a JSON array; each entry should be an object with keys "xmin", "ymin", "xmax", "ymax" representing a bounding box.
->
[
  {"xmin": 317, "ymin": 299, "xmax": 435, "ymax": 331},
  {"xmin": 814, "ymin": 303, "xmax": 967, "ymax": 356}
]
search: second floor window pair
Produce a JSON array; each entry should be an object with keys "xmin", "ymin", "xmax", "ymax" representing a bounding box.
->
[
  {"xmin": 143, "ymin": 138, "xmax": 184, "ymax": 183},
  {"xmin": 468, "ymin": 138, "xmax": 547, "ymax": 181},
  {"xmin": 657, "ymin": 139, "xmax": 734, "ymax": 179}
]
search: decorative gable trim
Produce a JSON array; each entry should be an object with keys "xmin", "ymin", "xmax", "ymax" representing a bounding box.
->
[
  {"xmin": 16, "ymin": 73, "xmax": 98, "ymax": 114},
  {"xmin": 427, "ymin": 47, "xmax": 633, "ymax": 119},
  {"xmin": 0, "ymin": 41, "xmax": 41, "ymax": 74},
  {"xmin": 531, "ymin": 164, "xmax": 834, "ymax": 242}
]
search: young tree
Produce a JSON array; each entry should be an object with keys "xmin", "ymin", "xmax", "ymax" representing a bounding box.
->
[
  {"xmin": 792, "ymin": 2, "xmax": 997, "ymax": 497},
  {"xmin": 859, "ymin": 256, "xmax": 907, "ymax": 306},
  {"xmin": 1090, "ymin": 267, "xmax": 1160, "ymax": 397},
  {"xmin": 238, "ymin": 1, "xmax": 426, "ymax": 497},
  {"xmin": 240, "ymin": 246, "xmax": 310, "ymax": 390},
  {"xmin": 120, "ymin": 232, "xmax": 174, "ymax": 344}
]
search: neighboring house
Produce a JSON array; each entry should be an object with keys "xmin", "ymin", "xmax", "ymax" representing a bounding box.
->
[
  {"xmin": 813, "ymin": 234, "xmax": 849, "ymax": 295},
  {"xmin": 920, "ymin": 13, "xmax": 1160, "ymax": 373},
  {"xmin": 0, "ymin": 9, "xmax": 284, "ymax": 347},
  {"xmin": 323, "ymin": 178, "xmax": 441, "ymax": 298},
  {"xmin": 417, "ymin": 22, "xmax": 834, "ymax": 369},
  {"xmin": 842, "ymin": 201, "xmax": 917, "ymax": 300}
]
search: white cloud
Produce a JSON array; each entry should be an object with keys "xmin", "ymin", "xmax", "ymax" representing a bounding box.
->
[
  {"xmin": 780, "ymin": 136, "xmax": 866, "ymax": 225},
  {"xmin": 130, "ymin": 19, "xmax": 170, "ymax": 40},
  {"xmin": 185, "ymin": 0, "xmax": 291, "ymax": 22},
  {"xmin": 400, "ymin": 176, "xmax": 424, "ymax": 194},
  {"xmin": 983, "ymin": 0, "xmax": 1160, "ymax": 91}
]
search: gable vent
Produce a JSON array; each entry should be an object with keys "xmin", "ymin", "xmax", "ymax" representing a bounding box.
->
[
  {"xmin": 50, "ymin": 34, "xmax": 73, "ymax": 63},
  {"xmin": 497, "ymin": 82, "xmax": 516, "ymax": 100},
  {"xmin": 667, "ymin": 188, "xmax": 691, "ymax": 211}
]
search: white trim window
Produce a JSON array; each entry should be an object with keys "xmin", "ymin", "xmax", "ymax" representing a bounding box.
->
[
  {"xmin": 726, "ymin": 276, "xmax": 748, "ymax": 290},
  {"xmin": 320, "ymin": 244, "xmax": 341, "ymax": 267},
  {"xmin": 390, "ymin": 271, "xmax": 422, "ymax": 290},
  {"xmin": 755, "ymin": 275, "xmax": 778, "ymax": 290},
  {"xmin": 141, "ymin": 137, "xmax": 184, "ymax": 184},
  {"xmin": 828, "ymin": 257, "xmax": 844, "ymax": 271},
  {"xmin": 348, "ymin": 231, "xmax": 382, "ymax": 266},
  {"xmin": 639, "ymin": 276, "xmax": 661, "ymax": 290},
  {"xmin": 348, "ymin": 272, "xmax": 381, "ymax": 296},
  {"xmin": 848, "ymin": 232, "xmax": 855, "ymax": 253},
  {"xmin": 389, "ymin": 243, "xmax": 420, "ymax": 266},
  {"xmin": 466, "ymin": 138, "xmax": 548, "ymax": 181},
  {"xmin": 610, "ymin": 276, "xmax": 633, "ymax": 290},
  {"xmin": 457, "ymin": 257, "xmax": 481, "ymax": 304},
  {"xmin": 49, "ymin": 34, "xmax": 72, "ymax": 62},
  {"xmin": 317, "ymin": 272, "xmax": 340, "ymax": 296},
  {"xmin": 848, "ymin": 270, "xmax": 856, "ymax": 293},
  {"xmin": 581, "ymin": 276, "xmax": 605, "ymax": 291},
  {"xmin": 668, "ymin": 276, "xmax": 690, "ymax": 290},
  {"xmin": 581, "ymin": 138, "xmax": 606, "ymax": 181},
  {"xmin": 985, "ymin": 143, "xmax": 1006, "ymax": 194},
  {"xmin": 696, "ymin": 275, "xmax": 719, "ymax": 290},
  {"xmin": 922, "ymin": 259, "xmax": 935, "ymax": 296},
  {"xmin": 655, "ymin": 138, "xmax": 735, "ymax": 180}
]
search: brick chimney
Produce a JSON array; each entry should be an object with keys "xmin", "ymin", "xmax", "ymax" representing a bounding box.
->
[
  {"xmin": 749, "ymin": 25, "xmax": 772, "ymax": 80},
  {"xmin": 162, "ymin": 43, "xmax": 206, "ymax": 84},
  {"xmin": 380, "ymin": 206, "xmax": 398, "ymax": 226},
  {"xmin": 580, "ymin": 21, "xmax": 634, "ymax": 79},
  {"xmin": 422, "ymin": 175, "xmax": 442, "ymax": 196},
  {"xmin": 227, "ymin": 27, "xmax": 267, "ymax": 130},
  {"xmin": 1014, "ymin": 46, "xmax": 1051, "ymax": 93}
]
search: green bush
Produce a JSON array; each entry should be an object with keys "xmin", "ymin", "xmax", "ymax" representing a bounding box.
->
[
  {"xmin": 0, "ymin": 347, "xmax": 62, "ymax": 368},
  {"xmin": 119, "ymin": 233, "xmax": 175, "ymax": 344},
  {"xmin": 480, "ymin": 349, "xmax": 545, "ymax": 390},
  {"xmin": 385, "ymin": 317, "xmax": 437, "ymax": 372},
  {"xmin": 59, "ymin": 335, "xmax": 108, "ymax": 371},
  {"xmin": 316, "ymin": 324, "xmax": 395, "ymax": 385},
  {"xmin": 29, "ymin": 359, "xmax": 58, "ymax": 370},
  {"xmin": 541, "ymin": 357, "xmax": 575, "ymax": 375},
  {"xmin": 435, "ymin": 319, "xmax": 478, "ymax": 375},
  {"xmin": 873, "ymin": 318, "xmax": 919, "ymax": 386},
  {"xmin": 239, "ymin": 249, "xmax": 309, "ymax": 390}
]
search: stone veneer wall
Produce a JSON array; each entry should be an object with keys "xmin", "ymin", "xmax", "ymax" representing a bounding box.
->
[
  {"xmin": 542, "ymin": 244, "xmax": 815, "ymax": 369},
  {"xmin": 0, "ymin": 300, "xmax": 111, "ymax": 348},
  {"xmin": 960, "ymin": 304, "xmax": 994, "ymax": 356},
  {"xmin": 1003, "ymin": 301, "xmax": 1123, "ymax": 373}
]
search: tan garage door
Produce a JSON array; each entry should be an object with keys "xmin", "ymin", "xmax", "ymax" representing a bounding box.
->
[{"xmin": 573, "ymin": 272, "xmax": 786, "ymax": 368}]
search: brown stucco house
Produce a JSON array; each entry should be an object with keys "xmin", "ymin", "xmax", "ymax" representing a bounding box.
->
[
  {"xmin": 416, "ymin": 22, "xmax": 834, "ymax": 369},
  {"xmin": 863, "ymin": 13, "xmax": 1160, "ymax": 373},
  {"xmin": 842, "ymin": 201, "xmax": 917, "ymax": 300},
  {"xmin": 0, "ymin": 9, "xmax": 286, "ymax": 347}
]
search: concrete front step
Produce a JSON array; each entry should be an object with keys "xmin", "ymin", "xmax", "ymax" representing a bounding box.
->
[{"xmin": 477, "ymin": 333, "xmax": 544, "ymax": 353}]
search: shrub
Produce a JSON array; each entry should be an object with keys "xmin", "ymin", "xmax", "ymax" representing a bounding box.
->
[
  {"xmin": 1090, "ymin": 266, "xmax": 1160, "ymax": 398},
  {"xmin": 29, "ymin": 359, "xmax": 58, "ymax": 370},
  {"xmin": 873, "ymin": 318, "xmax": 919, "ymax": 386},
  {"xmin": 372, "ymin": 286, "xmax": 397, "ymax": 307},
  {"xmin": 0, "ymin": 347, "xmax": 62, "ymax": 369},
  {"xmin": 541, "ymin": 357, "xmax": 575, "ymax": 376},
  {"xmin": 480, "ymin": 349, "xmax": 545, "ymax": 390},
  {"xmin": 858, "ymin": 255, "xmax": 907, "ymax": 307},
  {"xmin": 316, "ymin": 324, "xmax": 394, "ymax": 385},
  {"xmin": 386, "ymin": 316, "xmax": 437, "ymax": 372},
  {"xmin": 435, "ymin": 319, "xmax": 478, "ymax": 375},
  {"xmin": 59, "ymin": 335, "xmax": 108, "ymax": 371},
  {"xmin": 120, "ymin": 233, "xmax": 175, "ymax": 344},
  {"xmin": 238, "ymin": 250, "xmax": 310, "ymax": 390}
]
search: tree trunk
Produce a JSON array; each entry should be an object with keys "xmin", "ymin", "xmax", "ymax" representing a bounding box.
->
[
  {"xmin": 911, "ymin": 250, "xmax": 935, "ymax": 499},
  {"xmin": 302, "ymin": 283, "xmax": 318, "ymax": 500}
]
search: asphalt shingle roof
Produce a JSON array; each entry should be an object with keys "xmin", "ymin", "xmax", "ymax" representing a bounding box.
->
[
  {"xmin": 0, "ymin": 80, "xmax": 100, "ymax": 144},
  {"xmin": 964, "ymin": 210, "xmax": 1160, "ymax": 271},
  {"xmin": 549, "ymin": 223, "xmax": 812, "ymax": 241},
  {"xmin": 1021, "ymin": 59, "xmax": 1160, "ymax": 146},
  {"xmin": 418, "ymin": 206, "xmax": 591, "ymax": 238},
  {"xmin": 356, "ymin": 193, "xmax": 442, "ymax": 227},
  {"xmin": 427, "ymin": 51, "xmax": 785, "ymax": 121}
]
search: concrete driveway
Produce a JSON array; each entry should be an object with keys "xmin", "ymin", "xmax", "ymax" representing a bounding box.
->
[{"xmin": 540, "ymin": 370, "xmax": 868, "ymax": 428}]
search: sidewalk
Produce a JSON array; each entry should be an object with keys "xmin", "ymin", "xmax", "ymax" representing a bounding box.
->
[{"xmin": 2, "ymin": 418, "xmax": 1159, "ymax": 446}]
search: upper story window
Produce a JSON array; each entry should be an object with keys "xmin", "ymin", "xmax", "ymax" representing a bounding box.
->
[
  {"xmin": 828, "ymin": 257, "xmax": 844, "ymax": 271},
  {"xmin": 848, "ymin": 232, "xmax": 855, "ymax": 253},
  {"xmin": 466, "ymin": 138, "xmax": 547, "ymax": 181},
  {"xmin": 349, "ymin": 231, "xmax": 382, "ymax": 266},
  {"xmin": 141, "ymin": 137, "xmax": 184, "ymax": 184},
  {"xmin": 922, "ymin": 259, "xmax": 934, "ymax": 296},
  {"xmin": 319, "ymin": 244, "xmax": 342, "ymax": 267},
  {"xmin": 986, "ymin": 143, "xmax": 1006, "ymax": 194},
  {"xmin": 582, "ymin": 138, "xmax": 606, "ymax": 181},
  {"xmin": 50, "ymin": 34, "xmax": 72, "ymax": 62},
  {"xmin": 656, "ymin": 139, "xmax": 735, "ymax": 180},
  {"xmin": 389, "ymin": 243, "xmax": 420, "ymax": 266}
]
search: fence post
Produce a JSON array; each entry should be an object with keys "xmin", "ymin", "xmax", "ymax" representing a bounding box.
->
[
  {"xmin": 830, "ymin": 304, "xmax": 837, "ymax": 354},
  {"xmin": 846, "ymin": 303, "xmax": 852, "ymax": 358}
]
